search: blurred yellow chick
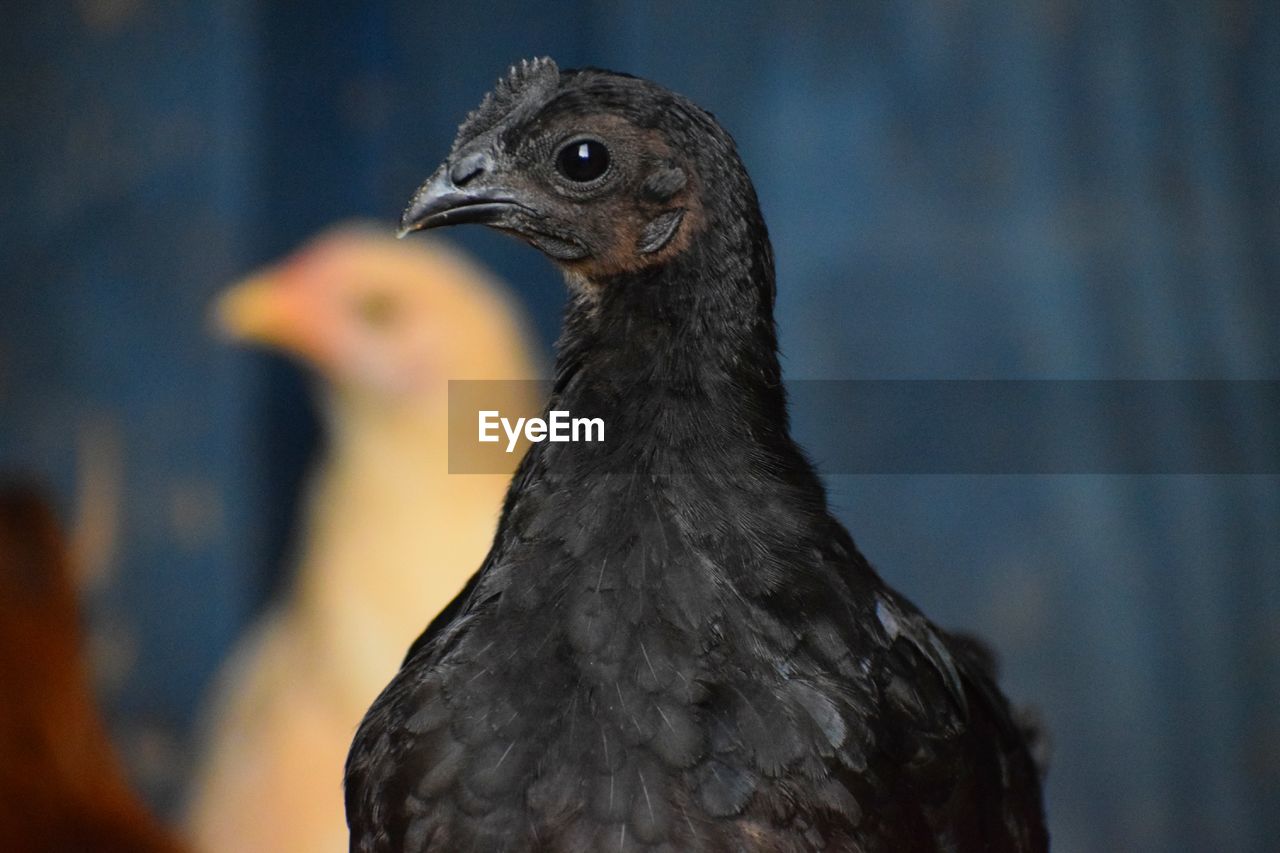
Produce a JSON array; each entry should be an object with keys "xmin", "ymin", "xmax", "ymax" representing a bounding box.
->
[{"xmin": 186, "ymin": 224, "xmax": 540, "ymax": 853}]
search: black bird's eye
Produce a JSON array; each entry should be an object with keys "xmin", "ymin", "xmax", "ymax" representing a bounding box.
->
[{"xmin": 555, "ymin": 139, "xmax": 610, "ymax": 183}]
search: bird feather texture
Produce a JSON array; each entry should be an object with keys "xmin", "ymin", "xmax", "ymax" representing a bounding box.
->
[{"xmin": 348, "ymin": 63, "xmax": 1048, "ymax": 852}]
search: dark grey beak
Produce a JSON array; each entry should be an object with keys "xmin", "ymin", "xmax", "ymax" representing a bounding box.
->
[
  {"xmin": 397, "ymin": 155, "xmax": 528, "ymax": 238},
  {"xmin": 398, "ymin": 151, "xmax": 588, "ymax": 261}
]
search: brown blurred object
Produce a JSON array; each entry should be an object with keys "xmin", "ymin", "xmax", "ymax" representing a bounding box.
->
[
  {"xmin": 0, "ymin": 483, "xmax": 186, "ymax": 853},
  {"xmin": 186, "ymin": 224, "xmax": 540, "ymax": 853}
]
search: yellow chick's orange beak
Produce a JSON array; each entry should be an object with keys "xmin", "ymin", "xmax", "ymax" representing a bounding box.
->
[{"xmin": 212, "ymin": 272, "xmax": 327, "ymax": 363}]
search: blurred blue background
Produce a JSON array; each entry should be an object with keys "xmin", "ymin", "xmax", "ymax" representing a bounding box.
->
[{"xmin": 2, "ymin": 2, "xmax": 1277, "ymax": 851}]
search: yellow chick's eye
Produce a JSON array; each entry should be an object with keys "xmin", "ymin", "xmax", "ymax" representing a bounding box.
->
[{"xmin": 355, "ymin": 291, "xmax": 399, "ymax": 328}]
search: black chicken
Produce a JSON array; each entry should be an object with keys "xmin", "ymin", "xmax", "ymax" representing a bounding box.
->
[{"xmin": 346, "ymin": 59, "xmax": 1048, "ymax": 852}]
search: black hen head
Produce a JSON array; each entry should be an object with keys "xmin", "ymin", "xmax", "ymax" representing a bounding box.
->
[{"xmin": 401, "ymin": 58, "xmax": 735, "ymax": 283}]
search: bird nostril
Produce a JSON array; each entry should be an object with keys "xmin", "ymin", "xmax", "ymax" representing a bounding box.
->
[{"xmin": 450, "ymin": 153, "xmax": 489, "ymax": 187}]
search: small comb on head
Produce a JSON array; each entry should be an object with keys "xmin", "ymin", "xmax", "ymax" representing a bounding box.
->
[{"xmin": 454, "ymin": 57, "xmax": 561, "ymax": 151}]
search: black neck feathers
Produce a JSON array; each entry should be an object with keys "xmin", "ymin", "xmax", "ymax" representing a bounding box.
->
[{"xmin": 539, "ymin": 167, "xmax": 823, "ymax": 510}]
